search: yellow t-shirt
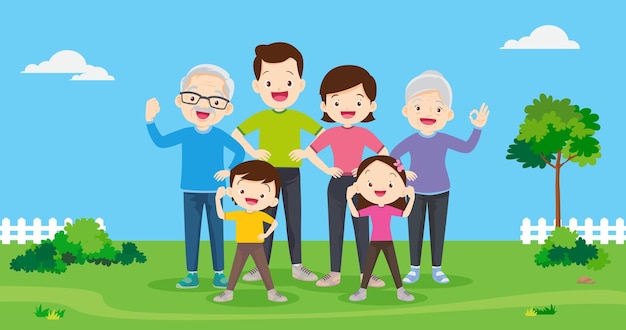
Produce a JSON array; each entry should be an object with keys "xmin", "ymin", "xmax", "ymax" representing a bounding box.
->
[{"xmin": 224, "ymin": 210, "xmax": 275, "ymax": 243}]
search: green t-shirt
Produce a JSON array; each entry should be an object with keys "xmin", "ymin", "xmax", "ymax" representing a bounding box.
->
[{"xmin": 237, "ymin": 109, "xmax": 323, "ymax": 168}]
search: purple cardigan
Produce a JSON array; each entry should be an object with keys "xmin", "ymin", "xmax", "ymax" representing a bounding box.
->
[{"xmin": 390, "ymin": 129, "xmax": 481, "ymax": 194}]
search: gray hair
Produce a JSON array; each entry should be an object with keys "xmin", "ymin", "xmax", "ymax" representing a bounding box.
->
[
  {"xmin": 180, "ymin": 64, "xmax": 235, "ymax": 99},
  {"xmin": 405, "ymin": 70, "xmax": 452, "ymax": 108}
]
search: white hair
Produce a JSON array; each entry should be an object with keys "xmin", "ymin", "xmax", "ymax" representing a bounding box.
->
[
  {"xmin": 180, "ymin": 64, "xmax": 235, "ymax": 99},
  {"xmin": 405, "ymin": 70, "xmax": 452, "ymax": 108}
]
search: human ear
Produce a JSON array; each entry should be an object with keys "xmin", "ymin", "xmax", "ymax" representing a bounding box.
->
[
  {"xmin": 370, "ymin": 101, "xmax": 377, "ymax": 112},
  {"xmin": 225, "ymin": 103, "xmax": 234, "ymax": 116},
  {"xmin": 320, "ymin": 101, "xmax": 327, "ymax": 113},
  {"xmin": 226, "ymin": 187, "xmax": 233, "ymax": 197},
  {"xmin": 252, "ymin": 80, "xmax": 260, "ymax": 94},
  {"xmin": 175, "ymin": 94, "xmax": 182, "ymax": 108},
  {"xmin": 299, "ymin": 79, "xmax": 306, "ymax": 92},
  {"xmin": 269, "ymin": 197, "xmax": 279, "ymax": 207},
  {"xmin": 448, "ymin": 109, "xmax": 455, "ymax": 121},
  {"xmin": 402, "ymin": 105, "xmax": 409, "ymax": 118}
]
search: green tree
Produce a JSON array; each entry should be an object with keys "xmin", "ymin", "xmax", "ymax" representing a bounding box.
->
[{"xmin": 506, "ymin": 94, "xmax": 601, "ymax": 227}]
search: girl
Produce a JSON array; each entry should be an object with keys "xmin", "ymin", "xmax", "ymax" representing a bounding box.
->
[{"xmin": 347, "ymin": 155, "xmax": 415, "ymax": 302}]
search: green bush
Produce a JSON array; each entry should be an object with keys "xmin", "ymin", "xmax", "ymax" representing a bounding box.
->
[
  {"xmin": 9, "ymin": 218, "xmax": 147, "ymax": 274},
  {"xmin": 534, "ymin": 227, "xmax": 610, "ymax": 270}
]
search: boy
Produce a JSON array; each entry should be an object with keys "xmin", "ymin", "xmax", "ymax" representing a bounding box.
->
[
  {"xmin": 390, "ymin": 70, "xmax": 490, "ymax": 284},
  {"xmin": 231, "ymin": 42, "xmax": 322, "ymax": 282},
  {"xmin": 214, "ymin": 160, "xmax": 287, "ymax": 302}
]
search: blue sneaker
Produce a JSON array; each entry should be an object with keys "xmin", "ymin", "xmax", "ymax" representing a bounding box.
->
[
  {"xmin": 176, "ymin": 273, "xmax": 199, "ymax": 289},
  {"xmin": 402, "ymin": 267, "xmax": 420, "ymax": 284},
  {"xmin": 432, "ymin": 267, "xmax": 450, "ymax": 284},
  {"xmin": 213, "ymin": 273, "xmax": 228, "ymax": 289}
]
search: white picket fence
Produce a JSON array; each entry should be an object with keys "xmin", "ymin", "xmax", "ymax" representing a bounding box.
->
[
  {"xmin": 0, "ymin": 217, "xmax": 106, "ymax": 245},
  {"xmin": 520, "ymin": 217, "xmax": 625, "ymax": 244}
]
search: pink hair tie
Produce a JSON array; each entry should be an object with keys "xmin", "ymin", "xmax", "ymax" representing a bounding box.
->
[{"xmin": 393, "ymin": 159, "xmax": 405, "ymax": 172}]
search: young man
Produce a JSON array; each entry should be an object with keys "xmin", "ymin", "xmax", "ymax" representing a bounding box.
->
[
  {"xmin": 146, "ymin": 64, "xmax": 245, "ymax": 289},
  {"xmin": 390, "ymin": 70, "xmax": 490, "ymax": 284},
  {"xmin": 214, "ymin": 160, "xmax": 288, "ymax": 303},
  {"xmin": 290, "ymin": 65, "xmax": 388, "ymax": 287},
  {"xmin": 231, "ymin": 42, "xmax": 322, "ymax": 282}
]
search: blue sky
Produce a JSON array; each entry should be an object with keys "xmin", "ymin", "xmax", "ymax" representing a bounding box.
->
[{"xmin": 1, "ymin": 1, "xmax": 624, "ymax": 242}]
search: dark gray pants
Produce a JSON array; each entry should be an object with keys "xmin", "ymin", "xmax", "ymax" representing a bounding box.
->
[
  {"xmin": 327, "ymin": 176, "xmax": 369, "ymax": 272},
  {"xmin": 408, "ymin": 192, "xmax": 450, "ymax": 267},
  {"xmin": 262, "ymin": 168, "xmax": 302, "ymax": 265}
]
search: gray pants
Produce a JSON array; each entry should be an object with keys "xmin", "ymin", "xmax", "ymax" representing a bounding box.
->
[
  {"xmin": 408, "ymin": 192, "xmax": 450, "ymax": 267},
  {"xmin": 262, "ymin": 168, "xmax": 302, "ymax": 265},
  {"xmin": 327, "ymin": 176, "xmax": 369, "ymax": 272}
]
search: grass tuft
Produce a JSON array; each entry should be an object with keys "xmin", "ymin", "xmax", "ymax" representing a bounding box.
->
[{"xmin": 533, "ymin": 304, "xmax": 557, "ymax": 315}]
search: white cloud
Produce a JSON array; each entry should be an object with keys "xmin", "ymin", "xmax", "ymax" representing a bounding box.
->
[
  {"xmin": 500, "ymin": 25, "xmax": 580, "ymax": 49},
  {"xmin": 21, "ymin": 50, "xmax": 115, "ymax": 80}
]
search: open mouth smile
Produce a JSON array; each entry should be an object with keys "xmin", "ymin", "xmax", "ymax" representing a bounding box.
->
[
  {"xmin": 245, "ymin": 198, "xmax": 259, "ymax": 205},
  {"xmin": 196, "ymin": 111, "xmax": 211, "ymax": 120},
  {"xmin": 271, "ymin": 91, "xmax": 288, "ymax": 101},
  {"xmin": 341, "ymin": 111, "xmax": 356, "ymax": 119},
  {"xmin": 374, "ymin": 190, "xmax": 386, "ymax": 197},
  {"xmin": 420, "ymin": 118, "xmax": 436, "ymax": 125}
]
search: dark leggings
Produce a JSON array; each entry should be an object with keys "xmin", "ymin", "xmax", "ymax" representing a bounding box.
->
[{"xmin": 360, "ymin": 241, "xmax": 402, "ymax": 289}]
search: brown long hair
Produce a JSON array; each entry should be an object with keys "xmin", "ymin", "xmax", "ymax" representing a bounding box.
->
[
  {"xmin": 319, "ymin": 65, "xmax": 377, "ymax": 123},
  {"xmin": 355, "ymin": 156, "xmax": 407, "ymax": 211},
  {"xmin": 253, "ymin": 42, "xmax": 304, "ymax": 79}
]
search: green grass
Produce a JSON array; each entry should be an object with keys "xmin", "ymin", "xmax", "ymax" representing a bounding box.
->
[
  {"xmin": 533, "ymin": 304, "xmax": 557, "ymax": 315},
  {"xmin": 1, "ymin": 241, "xmax": 625, "ymax": 328}
]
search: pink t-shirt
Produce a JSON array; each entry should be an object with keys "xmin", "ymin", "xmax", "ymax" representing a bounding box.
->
[
  {"xmin": 358, "ymin": 205, "xmax": 403, "ymax": 241},
  {"xmin": 310, "ymin": 126, "xmax": 384, "ymax": 175}
]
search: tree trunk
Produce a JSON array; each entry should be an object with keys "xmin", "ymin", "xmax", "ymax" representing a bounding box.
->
[{"xmin": 555, "ymin": 151, "xmax": 562, "ymax": 227}]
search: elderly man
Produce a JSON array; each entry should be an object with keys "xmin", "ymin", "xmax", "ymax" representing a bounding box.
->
[{"xmin": 145, "ymin": 64, "xmax": 245, "ymax": 289}]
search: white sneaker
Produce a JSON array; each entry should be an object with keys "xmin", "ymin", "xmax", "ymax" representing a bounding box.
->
[
  {"xmin": 292, "ymin": 265, "xmax": 318, "ymax": 281},
  {"xmin": 268, "ymin": 290, "xmax": 288, "ymax": 302},
  {"xmin": 316, "ymin": 272, "xmax": 341, "ymax": 287},
  {"xmin": 213, "ymin": 290, "xmax": 233, "ymax": 302},
  {"xmin": 242, "ymin": 268, "xmax": 262, "ymax": 282},
  {"xmin": 397, "ymin": 287, "xmax": 415, "ymax": 301},
  {"xmin": 360, "ymin": 274, "xmax": 386, "ymax": 288}
]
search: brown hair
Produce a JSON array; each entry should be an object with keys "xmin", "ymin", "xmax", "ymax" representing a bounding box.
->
[
  {"xmin": 229, "ymin": 160, "xmax": 281, "ymax": 200},
  {"xmin": 355, "ymin": 155, "xmax": 407, "ymax": 211},
  {"xmin": 319, "ymin": 65, "xmax": 377, "ymax": 123},
  {"xmin": 253, "ymin": 42, "xmax": 304, "ymax": 80}
]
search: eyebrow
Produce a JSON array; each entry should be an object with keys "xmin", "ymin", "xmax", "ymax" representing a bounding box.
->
[
  {"xmin": 263, "ymin": 183, "xmax": 271, "ymax": 191},
  {"xmin": 330, "ymin": 94, "xmax": 339, "ymax": 99},
  {"xmin": 435, "ymin": 100, "xmax": 444, "ymax": 105},
  {"xmin": 214, "ymin": 89, "xmax": 225, "ymax": 97},
  {"xmin": 389, "ymin": 172, "xmax": 397, "ymax": 177},
  {"xmin": 286, "ymin": 71, "xmax": 294, "ymax": 75},
  {"xmin": 187, "ymin": 85, "xmax": 198, "ymax": 91},
  {"xmin": 261, "ymin": 71, "xmax": 269, "ymax": 76},
  {"xmin": 364, "ymin": 169, "xmax": 370, "ymax": 174},
  {"xmin": 357, "ymin": 93, "xmax": 364, "ymax": 98}
]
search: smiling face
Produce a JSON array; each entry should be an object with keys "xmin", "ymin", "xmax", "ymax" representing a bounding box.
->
[
  {"xmin": 355, "ymin": 160, "xmax": 406, "ymax": 207},
  {"xmin": 321, "ymin": 83, "xmax": 377, "ymax": 126},
  {"xmin": 227, "ymin": 175, "xmax": 279, "ymax": 212},
  {"xmin": 252, "ymin": 58, "xmax": 305, "ymax": 110},
  {"xmin": 175, "ymin": 74, "xmax": 233, "ymax": 129},
  {"xmin": 402, "ymin": 90, "xmax": 454, "ymax": 135}
]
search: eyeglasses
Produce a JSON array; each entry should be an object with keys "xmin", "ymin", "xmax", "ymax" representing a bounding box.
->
[{"xmin": 179, "ymin": 92, "xmax": 230, "ymax": 110}]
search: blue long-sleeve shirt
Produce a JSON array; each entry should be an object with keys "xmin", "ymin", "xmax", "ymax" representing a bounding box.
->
[{"xmin": 147, "ymin": 123, "xmax": 245, "ymax": 192}]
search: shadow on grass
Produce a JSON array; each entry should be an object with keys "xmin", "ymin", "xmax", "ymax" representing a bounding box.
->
[
  {"xmin": 148, "ymin": 278, "xmax": 224, "ymax": 293},
  {"xmin": 337, "ymin": 290, "xmax": 429, "ymax": 306},
  {"xmin": 205, "ymin": 289, "xmax": 300, "ymax": 307},
  {"xmin": 407, "ymin": 275, "xmax": 473, "ymax": 289}
]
